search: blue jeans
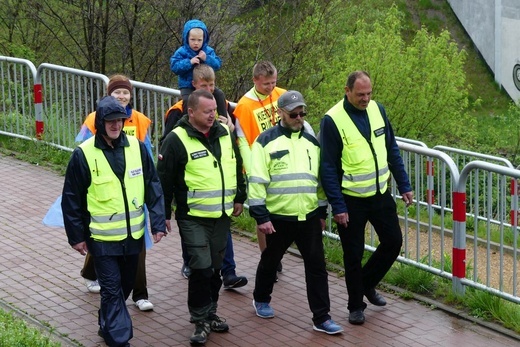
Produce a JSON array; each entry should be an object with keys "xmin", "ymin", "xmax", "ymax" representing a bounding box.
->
[{"xmin": 182, "ymin": 230, "xmax": 236, "ymax": 278}]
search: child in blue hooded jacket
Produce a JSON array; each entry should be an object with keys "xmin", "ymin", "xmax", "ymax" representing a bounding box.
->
[{"xmin": 170, "ymin": 19, "xmax": 225, "ymax": 113}]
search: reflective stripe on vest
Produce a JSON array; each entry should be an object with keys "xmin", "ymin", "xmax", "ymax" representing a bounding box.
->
[
  {"xmin": 328, "ymin": 100, "xmax": 390, "ymax": 197},
  {"xmin": 248, "ymin": 130, "xmax": 323, "ymax": 221},
  {"xmin": 174, "ymin": 125, "xmax": 237, "ymax": 218},
  {"xmin": 80, "ymin": 136, "xmax": 145, "ymax": 241}
]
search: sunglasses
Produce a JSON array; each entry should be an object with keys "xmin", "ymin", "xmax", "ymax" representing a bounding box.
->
[{"xmin": 287, "ymin": 111, "xmax": 307, "ymax": 119}]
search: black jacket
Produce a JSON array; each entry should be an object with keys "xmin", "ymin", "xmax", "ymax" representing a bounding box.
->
[
  {"xmin": 61, "ymin": 132, "xmax": 165, "ymax": 256},
  {"xmin": 157, "ymin": 114, "xmax": 247, "ymax": 220}
]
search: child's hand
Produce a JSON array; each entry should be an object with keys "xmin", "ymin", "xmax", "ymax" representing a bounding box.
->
[
  {"xmin": 197, "ymin": 50, "xmax": 207, "ymax": 62},
  {"xmin": 190, "ymin": 57, "xmax": 200, "ymax": 65}
]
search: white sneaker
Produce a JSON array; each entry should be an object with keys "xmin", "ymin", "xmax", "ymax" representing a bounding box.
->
[
  {"xmin": 85, "ymin": 279, "xmax": 100, "ymax": 293},
  {"xmin": 135, "ymin": 299, "xmax": 154, "ymax": 311}
]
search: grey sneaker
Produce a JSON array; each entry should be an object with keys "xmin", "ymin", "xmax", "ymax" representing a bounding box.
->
[
  {"xmin": 189, "ymin": 321, "xmax": 210, "ymax": 345},
  {"xmin": 208, "ymin": 314, "xmax": 229, "ymax": 332},
  {"xmin": 181, "ymin": 264, "xmax": 191, "ymax": 279}
]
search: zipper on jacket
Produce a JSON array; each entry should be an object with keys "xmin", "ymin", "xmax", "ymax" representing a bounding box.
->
[{"xmin": 307, "ymin": 149, "xmax": 312, "ymax": 170}]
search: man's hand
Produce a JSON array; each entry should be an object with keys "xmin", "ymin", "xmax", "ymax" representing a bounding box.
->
[
  {"xmin": 257, "ymin": 221, "xmax": 276, "ymax": 235},
  {"xmin": 402, "ymin": 191, "xmax": 414, "ymax": 207},
  {"xmin": 320, "ymin": 219, "xmax": 326, "ymax": 231},
  {"xmin": 165, "ymin": 220, "xmax": 172, "ymax": 233},
  {"xmin": 232, "ymin": 203, "xmax": 243, "ymax": 217},
  {"xmin": 333, "ymin": 212, "xmax": 349, "ymax": 228},
  {"xmin": 72, "ymin": 241, "xmax": 88, "ymax": 256},
  {"xmin": 153, "ymin": 232, "xmax": 167, "ymax": 243}
]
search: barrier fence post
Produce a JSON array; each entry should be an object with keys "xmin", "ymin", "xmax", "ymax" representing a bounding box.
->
[
  {"xmin": 34, "ymin": 83, "xmax": 43, "ymax": 140},
  {"xmin": 426, "ymin": 158, "xmax": 435, "ymax": 205},
  {"xmin": 510, "ymin": 178, "xmax": 518, "ymax": 227},
  {"xmin": 452, "ymin": 191, "xmax": 466, "ymax": 295}
]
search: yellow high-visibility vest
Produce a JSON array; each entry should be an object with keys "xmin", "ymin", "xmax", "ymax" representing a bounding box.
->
[
  {"xmin": 248, "ymin": 130, "xmax": 326, "ymax": 220},
  {"xmin": 174, "ymin": 125, "xmax": 237, "ymax": 217},
  {"xmin": 328, "ymin": 100, "xmax": 390, "ymax": 197},
  {"xmin": 80, "ymin": 136, "xmax": 145, "ymax": 241}
]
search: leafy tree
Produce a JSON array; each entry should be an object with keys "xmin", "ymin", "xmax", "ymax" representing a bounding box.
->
[
  {"xmin": 304, "ymin": 5, "xmax": 474, "ymax": 146},
  {"xmin": 0, "ymin": 0, "xmax": 482, "ymax": 149}
]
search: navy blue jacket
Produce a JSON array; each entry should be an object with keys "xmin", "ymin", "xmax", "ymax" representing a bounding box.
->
[{"xmin": 319, "ymin": 96, "xmax": 412, "ymax": 215}]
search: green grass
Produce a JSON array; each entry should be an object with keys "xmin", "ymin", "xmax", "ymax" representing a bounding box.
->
[
  {"xmin": 0, "ymin": 310, "xmax": 61, "ymax": 347},
  {"xmin": 0, "ymin": 136, "xmax": 71, "ymax": 176},
  {"xmin": 463, "ymin": 289, "xmax": 520, "ymax": 333}
]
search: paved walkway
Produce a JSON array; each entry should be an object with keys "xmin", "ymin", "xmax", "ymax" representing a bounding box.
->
[{"xmin": 0, "ymin": 153, "xmax": 519, "ymax": 347}]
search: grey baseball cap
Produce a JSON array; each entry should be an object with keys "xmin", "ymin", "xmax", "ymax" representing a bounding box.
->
[{"xmin": 277, "ymin": 90, "xmax": 306, "ymax": 111}]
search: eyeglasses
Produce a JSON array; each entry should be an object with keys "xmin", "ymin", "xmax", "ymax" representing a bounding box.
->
[{"xmin": 287, "ymin": 111, "xmax": 307, "ymax": 119}]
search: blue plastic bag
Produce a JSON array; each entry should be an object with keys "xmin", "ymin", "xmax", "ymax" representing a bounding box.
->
[
  {"xmin": 43, "ymin": 195, "xmax": 153, "ymax": 250},
  {"xmin": 42, "ymin": 195, "xmax": 64, "ymax": 227}
]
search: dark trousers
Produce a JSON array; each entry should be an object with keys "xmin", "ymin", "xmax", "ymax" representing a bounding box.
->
[
  {"xmin": 182, "ymin": 230, "xmax": 236, "ymax": 277},
  {"xmin": 178, "ymin": 216, "xmax": 230, "ymax": 322},
  {"xmin": 253, "ymin": 215, "xmax": 331, "ymax": 325},
  {"xmin": 338, "ymin": 190, "xmax": 403, "ymax": 312},
  {"xmin": 94, "ymin": 253, "xmax": 139, "ymax": 347},
  {"xmin": 81, "ymin": 243, "xmax": 148, "ymax": 302}
]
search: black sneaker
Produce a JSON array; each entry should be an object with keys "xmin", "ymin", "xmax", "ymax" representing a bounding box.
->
[
  {"xmin": 365, "ymin": 288, "xmax": 386, "ymax": 306},
  {"xmin": 277, "ymin": 262, "xmax": 283, "ymax": 273},
  {"xmin": 348, "ymin": 309, "xmax": 365, "ymax": 325},
  {"xmin": 208, "ymin": 314, "xmax": 229, "ymax": 332},
  {"xmin": 223, "ymin": 274, "xmax": 248, "ymax": 289},
  {"xmin": 190, "ymin": 321, "xmax": 210, "ymax": 345}
]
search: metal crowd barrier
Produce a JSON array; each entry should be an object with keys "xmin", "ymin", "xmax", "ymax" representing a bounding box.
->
[
  {"xmin": 0, "ymin": 56, "xmax": 37, "ymax": 141},
  {"xmin": 1, "ymin": 56, "xmax": 519, "ymax": 304}
]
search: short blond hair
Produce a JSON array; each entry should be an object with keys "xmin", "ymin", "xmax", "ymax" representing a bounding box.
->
[
  {"xmin": 193, "ymin": 64, "xmax": 215, "ymax": 82},
  {"xmin": 253, "ymin": 61, "xmax": 277, "ymax": 79}
]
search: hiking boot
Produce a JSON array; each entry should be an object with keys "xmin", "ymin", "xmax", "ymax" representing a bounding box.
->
[
  {"xmin": 252, "ymin": 300, "xmax": 274, "ymax": 318},
  {"xmin": 208, "ymin": 314, "xmax": 229, "ymax": 332},
  {"xmin": 189, "ymin": 321, "xmax": 210, "ymax": 345}
]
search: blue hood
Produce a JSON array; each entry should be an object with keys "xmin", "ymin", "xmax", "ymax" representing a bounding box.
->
[{"xmin": 182, "ymin": 19, "xmax": 210, "ymax": 55}]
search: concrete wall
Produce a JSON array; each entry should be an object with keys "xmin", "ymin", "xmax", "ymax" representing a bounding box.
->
[{"xmin": 448, "ymin": 0, "xmax": 520, "ymax": 103}]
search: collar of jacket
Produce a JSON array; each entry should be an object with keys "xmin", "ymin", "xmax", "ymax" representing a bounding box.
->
[
  {"xmin": 343, "ymin": 95, "xmax": 369, "ymax": 118},
  {"xmin": 277, "ymin": 120, "xmax": 305, "ymax": 139},
  {"xmin": 94, "ymin": 131, "xmax": 130, "ymax": 150},
  {"xmin": 178, "ymin": 114, "xmax": 229, "ymax": 139}
]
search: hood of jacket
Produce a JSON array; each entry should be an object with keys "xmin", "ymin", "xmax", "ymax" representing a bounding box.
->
[
  {"xmin": 182, "ymin": 19, "xmax": 210, "ymax": 55},
  {"xmin": 94, "ymin": 95, "xmax": 129, "ymax": 137}
]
